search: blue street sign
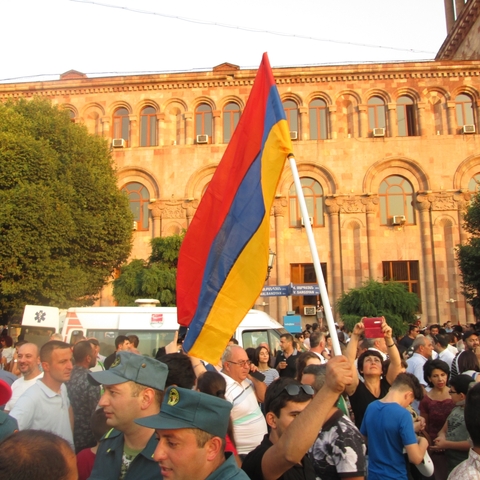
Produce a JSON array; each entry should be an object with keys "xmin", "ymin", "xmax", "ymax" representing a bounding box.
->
[
  {"xmin": 291, "ymin": 284, "xmax": 320, "ymax": 295},
  {"xmin": 260, "ymin": 285, "xmax": 292, "ymax": 297}
]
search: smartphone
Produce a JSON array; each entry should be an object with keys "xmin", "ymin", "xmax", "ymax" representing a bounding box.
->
[
  {"xmin": 250, "ymin": 370, "xmax": 266, "ymax": 382},
  {"xmin": 362, "ymin": 317, "xmax": 383, "ymax": 338}
]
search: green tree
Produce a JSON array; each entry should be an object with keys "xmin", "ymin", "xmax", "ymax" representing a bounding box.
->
[
  {"xmin": 457, "ymin": 192, "xmax": 480, "ymax": 318},
  {"xmin": 0, "ymin": 98, "xmax": 132, "ymax": 321},
  {"xmin": 336, "ymin": 279, "xmax": 419, "ymax": 337},
  {"xmin": 113, "ymin": 233, "xmax": 184, "ymax": 306}
]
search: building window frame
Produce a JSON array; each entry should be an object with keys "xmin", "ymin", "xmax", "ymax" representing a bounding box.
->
[
  {"xmin": 283, "ymin": 100, "xmax": 299, "ymax": 136},
  {"xmin": 289, "ymin": 177, "xmax": 324, "ymax": 228},
  {"xmin": 223, "ymin": 102, "xmax": 241, "ymax": 143},
  {"xmin": 382, "ymin": 260, "xmax": 421, "ymax": 307},
  {"xmin": 309, "ymin": 98, "xmax": 328, "ymax": 140},
  {"xmin": 195, "ymin": 103, "xmax": 213, "ymax": 140},
  {"xmin": 113, "ymin": 107, "xmax": 130, "ymax": 146},
  {"xmin": 290, "ymin": 263, "xmax": 328, "ymax": 315},
  {"xmin": 140, "ymin": 106, "xmax": 157, "ymax": 147},
  {"xmin": 468, "ymin": 173, "xmax": 480, "ymax": 192},
  {"xmin": 379, "ymin": 175, "xmax": 415, "ymax": 226},
  {"xmin": 397, "ymin": 96, "xmax": 417, "ymax": 137},
  {"xmin": 122, "ymin": 182, "xmax": 150, "ymax": 231},
  {"xmin": 367, "ymin": 96, "xmax": 387, "ymax": 133},
  {"xmin": 455, "ymin": 93, "xmax": 475, "ymax": 128}
]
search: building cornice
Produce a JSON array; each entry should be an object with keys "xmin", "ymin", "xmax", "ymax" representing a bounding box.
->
[
  {"xmin": 1, "ymin": 61, "xmax": 480, "ymax": 99},
  {"xmin": 436, "ymin": 0, "xmax": 480, "ymax": 60}
]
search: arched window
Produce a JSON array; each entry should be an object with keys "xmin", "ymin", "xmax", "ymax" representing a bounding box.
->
[
  {"xmin": 223, "ymin": 102, "xmax": 241, "ymax": 143},
  {"xmin": 455, "ymin": 93, "xmax": 475, "ymax": 127},
  {"xmin": 122, "ymin": 182, "xmax": 150, "ymax": 231},
  {"xmin": 368, "ymin": 96, "xmax": 386, "ymax": 132},
  {"xmin": 468, "ymin": 173, "xmax": 480, "ymax": 192},
  {"xmin": 397, "ymin": 96, "xmax": 416, "ymax": 136},
  {"xmin": 309, "ymin": 99, "xmax": 328, "ymax": 140},
  {"xmin": 195, "ymin": 103, "xmax": 213, "ymax": 140},
  {"xmin": 289, "ymin": 177, "xmax": 324, "ymax": 227},
  {"xmin": 379, "ymin": 175, "xmax": 415, "ymax": 225},
  {"xmin": 68, "ymin": 110, "xmax": 76, "ymax": 123},
  {"xmin": 283, "ymin": 100, "xmax": 299, "ymax": 137},
  {"xmin": 113, "ymin": 108, "xmax": 130, "ymax": 145},
  {"xmin": 140, "ymin": 106, "xmax": 157, "ymax": 147}
]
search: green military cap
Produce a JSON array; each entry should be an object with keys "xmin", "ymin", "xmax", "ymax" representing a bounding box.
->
[
  {"xmin": 135, "ymin": 386, "xmax": 232, "ymax": 438},
  {"xmin": 88, "ymin": 351, "xmax": 168, "ymax": 391}
]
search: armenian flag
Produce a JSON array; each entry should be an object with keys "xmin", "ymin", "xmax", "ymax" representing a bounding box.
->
[{"xmin": 176, "ymin": 53, "xmax": 292, "ymax": 363}]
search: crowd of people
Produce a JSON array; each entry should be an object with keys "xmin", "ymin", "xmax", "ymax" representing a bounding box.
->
[{"xmin": 0, "ymin": 318, "xmax": 478, "ymax": 480}]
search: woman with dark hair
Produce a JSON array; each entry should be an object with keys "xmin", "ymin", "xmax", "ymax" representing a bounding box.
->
[
  {"xmin": 455, "ymin": 349, "xmax": 480, "ymax": 376},
  {"xmin": 253, "ymin": 346, "xmax": 279, "ymax": 386},
  {"xmin": 295, "ymin": 351, "xmax": 321, "ymax": 382},
  {"xmin": 419, "ymin": 359, "xmax": 455, "ymax": 480},
  {"xmin": 345, "ymin": 319, "xmax": 403, "ymax": 429}
]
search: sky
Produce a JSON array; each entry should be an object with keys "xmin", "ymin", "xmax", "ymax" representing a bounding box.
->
[{"xmin": 1, "ymin": 0, "xmax": 449, "ymax": 84}]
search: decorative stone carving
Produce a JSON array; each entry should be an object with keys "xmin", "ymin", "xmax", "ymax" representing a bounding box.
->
[
  {"xmin": 430, "ymin": 192, "xmax": 457, "ymax": 211},
  {"xmin": 361, "ymin": 196, "xmax": 379, "ymax": 214},
  {"xmin": 325, "ymin": 196, "xmax": 340, "ymax": 215},
  {"xmin": 148, "ymin": 198, "xmax": 187, "ymax": 220},
  {"xmin": 162, "ymin": 205, "xmax": 183, "ymax": 219},
  {"xmin": 416, "ymin": 193, "xmax": 432, "ymax": 211},
  {"xmin": 273, "ymin": 197, "xmax": 288, "ymax": 217},
  {"xmin": 338, "ymin": 195, "xmax": 365, "ymax": 213}
]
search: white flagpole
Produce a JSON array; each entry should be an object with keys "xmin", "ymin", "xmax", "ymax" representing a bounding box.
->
[{"xmin": 288, "ymin": 155, "xmax": 342, "ymax": 357}]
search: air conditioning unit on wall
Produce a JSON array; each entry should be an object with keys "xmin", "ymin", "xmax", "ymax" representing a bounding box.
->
[
  {"xmin": 463, "ymin": 124, "xmax": 476, "ymax": 134},
  {"xmin": 112, "ymin": 138, "xmax": 126, "ymax": 148},
  {"xmin": 290, "ymin": 131, "xmax": 298, "ymax": 140},
  {"xmin": 304, "ymin": 306, "xmax": 317, "ymax": 316},
  {"xmin": 373, "ymin": 128, "xmax": 385, "ymax": 137},
  {"xmin": 196, "ymin": 134, "xmax": 209, "ymax": 144},
  {"xmin": 392, "ymin": 215, "xmax": 406, "ymax": 226}
]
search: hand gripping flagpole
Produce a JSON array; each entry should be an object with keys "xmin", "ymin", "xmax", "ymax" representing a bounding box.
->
[{"xmin": 288, "ymin": 154, "xmax": 342, "ymax": 357}]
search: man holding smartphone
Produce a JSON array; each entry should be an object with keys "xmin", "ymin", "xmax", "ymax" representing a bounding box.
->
[
  {"xmin": 221, "ymin": 345, "xmax": 267, "ymax": 456},
  {"xmin": 274, "ymin": 334, "xmax": 299, "ymax": 378}
]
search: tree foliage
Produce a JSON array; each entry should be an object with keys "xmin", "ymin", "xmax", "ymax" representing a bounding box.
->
[
  {"xmin": 457, "ymin": 193, "xmax": 480, "ymax": 318},
  {"xmin": 0, "ymin": 98, "xmax": 133, "ymax": 320},
  {"xmin": 113, "ymin": 233, "xmax": 184, "ymax": 306},
  {"xmin": 336, "ymin": 279, "xmax": 419, "ymax": 337}
]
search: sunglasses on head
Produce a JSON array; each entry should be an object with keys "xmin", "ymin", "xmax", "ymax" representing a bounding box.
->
[{"xmin": 283, "ymin": 384, "xmax": 314, "ymax": 396}]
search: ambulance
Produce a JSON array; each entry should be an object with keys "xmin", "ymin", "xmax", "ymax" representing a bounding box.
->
[{"xmin": 19, "ymin": 301, "xmax": 287, "ymax": 358}]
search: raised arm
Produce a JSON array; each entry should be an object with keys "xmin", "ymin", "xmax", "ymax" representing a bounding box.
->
[
  {"xmin": 261, "ymin": 356, "xmax": 353, "ymax": 480},
  {"xmin": 383, "ymin": 319, "xmax": 402, "ymax": 385},
  {"xmin": 344, "ymin": 322, "xmax": 364, "ymax": 395}
]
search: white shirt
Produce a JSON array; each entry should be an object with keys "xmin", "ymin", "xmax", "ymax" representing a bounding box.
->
[
  {"xmin": 10, "ymin": 380, "xmax": 74, "ymax": 450},
  {"xmin": 311, "ymin": 350, "xmax": 327, "ymax": 364},
  {"xmin": 438, "ymin": 348, "xmax": 455, "ymax": 368},
  {"xmin": 406, "ymin": 353, "xmax": 428, "ymax": 386},
  {"xmin": 221, "ymin": 372, "xmax": 267, "ymax": 455},
  {"xmin": 4, "ymin": 372, "xmax": 43, "ymax": 411}
]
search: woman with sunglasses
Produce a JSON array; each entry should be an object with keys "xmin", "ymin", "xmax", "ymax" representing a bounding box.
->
[{"xmin": 345, "ymin": 318, "xmax": 403, "ymax": 429}]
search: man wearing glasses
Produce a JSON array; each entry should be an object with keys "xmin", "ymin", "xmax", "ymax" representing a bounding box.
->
[
  {"xmin": 221, "ymin": 345, "xmax": 267, "ymax": 456},
  {"xmin": 242, "ymin": 356, "xmax": 354, "ymax": 480}
]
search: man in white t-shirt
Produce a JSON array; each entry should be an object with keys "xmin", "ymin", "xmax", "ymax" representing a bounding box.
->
[
  {"xmin": 221, "ymin": 345, "xmax": 267, "ymax": 456},
  {"xmin": 4, "ymin": 343, "xmax": 43, "ymax": 412}
]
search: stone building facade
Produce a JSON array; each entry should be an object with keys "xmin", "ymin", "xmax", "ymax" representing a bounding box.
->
[{"xmin": 2, "ymin": 56, "xmax": 480, "ymax": 326}]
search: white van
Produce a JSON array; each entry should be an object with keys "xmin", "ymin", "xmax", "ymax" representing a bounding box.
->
[{"xmin": 20, "ymin": 304, "xmax": 287, "ymax": 358}]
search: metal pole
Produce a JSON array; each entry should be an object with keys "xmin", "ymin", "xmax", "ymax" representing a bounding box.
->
[{"xmin": 288, "ymin": 154, "xmax": 342, "ymax": 357}]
